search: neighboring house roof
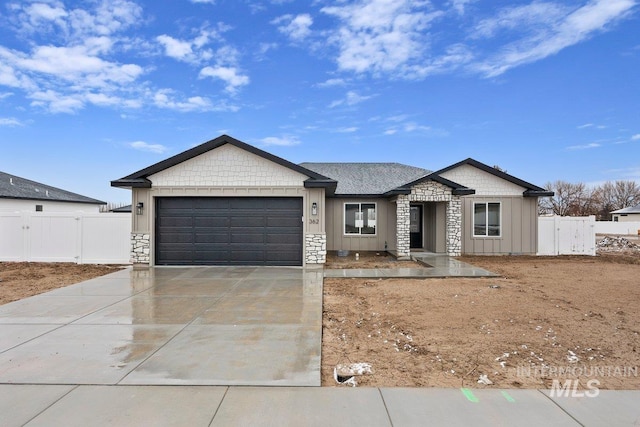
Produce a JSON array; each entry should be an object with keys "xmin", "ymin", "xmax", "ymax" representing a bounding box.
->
[
  {"xmin": 110, "ymin": 204, "xmax": 132, "ymax": 212},
  {"xmin": 0, "ymin": 171, "xmax": 105, "ymax": 205},
  {"xmin": 611, "ymin": 204, "xmax": 640, "ymax": 214},
  {"xmin": 432, "ymin": 158, "xmax": 554, "ymax": 197},
  {"xmin": 300, "ymin": 163, "xmax": 432, "ymax": 196},
  {"xmin": 111, "ymin": 134, "xmax": 337, "ymax": 194}
]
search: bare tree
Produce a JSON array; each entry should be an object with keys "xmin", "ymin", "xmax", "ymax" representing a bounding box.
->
[
  {"xmin": 539, "ymin": 181, "xmax": 596, "ymax": 216},
  {"xmin": 539, "ymin": 180, "xmax": 640, "ymax": 219},
  {"xmin": 598, "ymin": 181, "xmax": 640, "ymax": 212}
]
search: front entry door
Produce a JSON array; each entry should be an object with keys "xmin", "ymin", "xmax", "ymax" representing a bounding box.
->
[{"xmin": 410, "ymin": 205, "xmax": 423, "ymax": 249}]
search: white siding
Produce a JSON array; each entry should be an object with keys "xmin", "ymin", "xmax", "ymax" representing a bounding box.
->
[
  {"xmin": 440, "ymin": 164, "xmax": 525, "ymax": 196},
  {"xmin": 149, "ymin": 144, "xmax": 308, "ymax": 187}
]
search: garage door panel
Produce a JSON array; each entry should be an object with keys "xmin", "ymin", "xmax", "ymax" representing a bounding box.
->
[
  {"xmin": 266, "ymin": 234, "xmax": 299, "ymax": 244},
  {"xmin": 159, "ymin": 233, "xmax": 195, "ymax": 244},
  {"xmin": 194, "ymin": 233, "xmax": 230, "ymax": 244},
  {"xmin": 230, "ymin": 217, "xmax": 266, "ymax": 227},
  {"xmin": 194, "ymin": 217, "xmax": 228, "ymax": 227},
  {"xmin": 231, "ymin": 233, "xmax": 265, "ymax": 244},
  {"xmin": 156, "ymin": 197, "xmax": 302, "ymax": 266}
]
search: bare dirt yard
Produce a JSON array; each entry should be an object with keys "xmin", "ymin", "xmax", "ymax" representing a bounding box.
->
[
  {"xmin": 322, "ymin": 252, "xmax": 640, "ymax": 389},
  {"xmin": 0, "ymin": 263, "xmax": 124, "ymax": 305},
  {"xmin": 325, "ymin": 251, "xmax": 423, "ymax": 269}
]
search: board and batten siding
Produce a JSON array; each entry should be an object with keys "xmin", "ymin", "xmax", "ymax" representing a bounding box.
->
[
  {"xmin": 423, "ymin": 202, "xmax": 446, "ymax": 253},
  {"xmin": 461, "ymin": 196, "xmax": 538, "ymax": 255},
  {"xmin": 325, "ymin": 198, "xmax": 394, "ymax": 252}
]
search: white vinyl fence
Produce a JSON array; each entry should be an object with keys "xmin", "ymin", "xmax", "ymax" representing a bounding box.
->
[
  {"xmin": 538, "ymin": 216, "xmax": 596, "ymax": 256},
  {"xmin": 594, "ymin": 221, "xmax": 640, "ymax": 236},
  {"xmin": 0, "ymin": 212, "xmax": 131, "ymax": 264}
]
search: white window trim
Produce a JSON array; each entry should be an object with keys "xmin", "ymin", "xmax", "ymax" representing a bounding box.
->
[
  {"xmin": 473, "ymin": 201, "xmax": 502, "ymax": 238},
  {"xmin": 343, "ymin": 202, "xmax": 378, "ymax": 236}
]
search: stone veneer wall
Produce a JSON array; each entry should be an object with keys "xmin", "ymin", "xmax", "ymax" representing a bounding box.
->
[
  {"xmin": 305, "ymin": 233, "xmax": 327, "ymax": 264},
  {"xmin": 396, "ymin": 196, "xmax": 411, "ymax": 257},
  {"xmin": 395, "ymin": 181, "xmax": 463, "ymax": 257},
  {"xmin": 445, "ymin": 198, "xmax": 462, "ymax": 256},
  {"xmin": 131, "ymin": 233, "xmax": 150, "ymax": 264}
]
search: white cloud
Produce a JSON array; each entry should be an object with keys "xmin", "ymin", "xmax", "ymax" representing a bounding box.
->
[
  {"xmin": 566, "ymin": 142, "xmax": 601, "ymax": 150},
  {"xmin": 259, "ymin": 135, "xmax": 301, "ymax": 146},
  {"xmin": 450, "ymin": 0, "xmax": 477, "ymax": 15},
  {"xmin": 404, "ymin": 122, "xmax": 431, "ymax": 132},
  {"xmin": 578, "ymin": 123, "xmax": 594, "ymax": 129},
  {"xmin": 129, "ymin": 141, "xmax": 168, "ymax": 154},
  {"xmin": 272, "ymin": 14, "xmax": 313, "ymax": 42},
  {"xmin": 0, "ymin": 117, "xmax": 24, "ymax": 127},
  {"xmin": 29, "ymin": 90, "xmax": 84, "ymax": 113},
  {"xmin": 190, "ymin": 0, "xmax": 215, "ymax": 3},
  {"xmin": 321, "ymin": 0, "xmax": 442, "ymax": 76},
  {"xmin": 329, "ymin": 90, "xmax": 374, "ymax": 108},
  {"xmin": 384, "ymin": 128, "xmax": 397, "ymax": 135},
  {"xmin": 199, "ymin": 66, "xmax": 250, "ymax": 93},
  {"xmin": 315, "ymin": 78, "xmax": 347, "ymax": 88},
  {"xmin": 474, "ymin": 0, "xmax": 636, "ymax": 77},
  {"xmin": 155, "ymin": 28, "xmax": 220, "ymax": 64},
  {"xmin": 255, "ymin": 42, "xmax": 278, "ymax": 60},
  {"xmin": 0, "ymin": 1, "xmax": 150, "ymax": 113},
  {"xmin": 336, "ymin": 126, "xmax": 358, "ymax": 133},
  {"xmin": 152, "ymin": 89, "xmax": 238, "ymax": 112},
  {"xmin": 157, "ymin": 35, "xmax": 194, "ymax": 61},
  {"xmin": 632, "ymin": 134, "xmax": 640, "ymax": 140}
]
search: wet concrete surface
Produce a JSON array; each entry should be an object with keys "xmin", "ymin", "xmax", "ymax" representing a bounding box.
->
[
  {"xmin": 0, "ymin": 266, "xmax": 323, "ymax": 386},
  {"xmin": 4, "ymin": 385, "xmax": 637, "ymax": 427},
  {"xmin": 323, "ymin": 253, "xmax": 499, "ymax": 278}
]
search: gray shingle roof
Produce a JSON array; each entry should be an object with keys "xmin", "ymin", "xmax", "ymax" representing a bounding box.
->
[
  {"xmin": 300, "ymin": 163, "xmax": 430, "ymax": 195},
  {"xmin": 611, "ymin": 204, "xmax": 640, "ymax": 214},
  {"xmin": 0, "ymin": 171, "xmax": 105, "ymax": 205}
]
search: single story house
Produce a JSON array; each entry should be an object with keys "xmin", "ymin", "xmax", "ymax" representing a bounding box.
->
[
  {"xmin": 1, "ymin": 171, "xmax": 105, "ymax": 213},
  {"xmin": 611, "ymin": 204, "xmax": 640, "ymax": 222},
  {"xmin": 111, "ymin": 135, "xmax": 553, "ymax": 266}
]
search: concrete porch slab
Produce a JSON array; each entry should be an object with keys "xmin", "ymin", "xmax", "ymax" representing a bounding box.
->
[
  {"xmin": 323, "ymin": 259, "xmax": 498, "ymax": 278},
  {"xmin": 23, "ymin": 385, "xmax": 226, "ymax": 427},
  {"xmin": 210, "ymin": 387, "xmax": 391, "ymax": 427},
  {"xmin": 380, "ymin": 388, "xmax": 579, "ymax": 426}
]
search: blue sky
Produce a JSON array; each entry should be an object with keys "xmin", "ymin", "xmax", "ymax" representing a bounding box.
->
[{"xmin": 0, "ymin": 0, "xmax": 638, "ymax": 204}]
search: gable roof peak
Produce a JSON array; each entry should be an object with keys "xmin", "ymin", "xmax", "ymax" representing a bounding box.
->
[{"xmin": 111, "ymin": 134, "xmax": 336, "ymax": 192}]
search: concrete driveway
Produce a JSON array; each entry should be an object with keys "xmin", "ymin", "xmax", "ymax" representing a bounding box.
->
[{"xmin": 0, "ymin": 266, "xmax": 322, "ymax": 386}]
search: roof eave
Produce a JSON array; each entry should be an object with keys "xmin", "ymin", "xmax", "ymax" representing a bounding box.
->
[
  {"xmin": 523, "ymin": 190, "xmax": 554, "ymax": 197},
  {"xmin": 110, "ymin": 178, "xmax": 152, "ymax": 189},
  {"xmin": 304, "ymin": 179, "xmax": 337, "ymax": 196},
  {"xmin": 453, "ymin": 189, "xmax": 476, "ymax": 196}
]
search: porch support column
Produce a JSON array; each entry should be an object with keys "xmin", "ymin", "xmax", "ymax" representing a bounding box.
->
[
  {"xmin": 396, "ymin": 195, "xmax": 411, "ymax": 258},
  {"xmin": 446, "ymin": 197, "xmax": 462, "ymax": 256}
]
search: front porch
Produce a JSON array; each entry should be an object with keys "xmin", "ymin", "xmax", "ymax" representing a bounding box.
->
[{"xmin": 394, "ymin": 180, "xmax": 462, "ymax": 258}]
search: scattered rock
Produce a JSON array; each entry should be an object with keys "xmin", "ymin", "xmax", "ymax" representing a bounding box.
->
[
  {"xmin": 478, "ymin": 374, "xmax": 493, "ymax": 385},
  {"xmin": 334, "ymin": 363, "xmax": 372, "ymax": 386},
  {"xmin": 597, "ymin": 236, "xmax": 640, "ymax": 252}
]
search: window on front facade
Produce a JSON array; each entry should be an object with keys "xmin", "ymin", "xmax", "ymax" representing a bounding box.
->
[
  {"xmin": 345, "ymin": 203, "xmax": 376, "ymax": 235},
  {"xmin": 474, "ymin": 202, "xmax": 500, "ymax": 237}
]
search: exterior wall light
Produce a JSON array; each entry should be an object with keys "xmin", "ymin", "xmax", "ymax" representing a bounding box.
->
[
  {"xmin": 312, "ymin": 202, "xmax": 318, "ymax": 216},
  {"xmin": 136, "ymin": 202, "xmax": 144, "ymax": 215}
]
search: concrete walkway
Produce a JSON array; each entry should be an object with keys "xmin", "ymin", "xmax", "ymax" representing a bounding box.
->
[
  {"xmin": 0, "ymin": 267, "xmax": 322, "ymax": 386},
  {"xmin": 324, "ymin": 253, "xmax": 499, "ymax": 278},
  {"xmin": 4, "ymin": 385, "xmax": 639, "ymax": 426}
]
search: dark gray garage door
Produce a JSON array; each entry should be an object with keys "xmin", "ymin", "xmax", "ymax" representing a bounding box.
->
[{"xmin": 155, "ymin": 197, "xmax": 303, "ymax": 266}]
